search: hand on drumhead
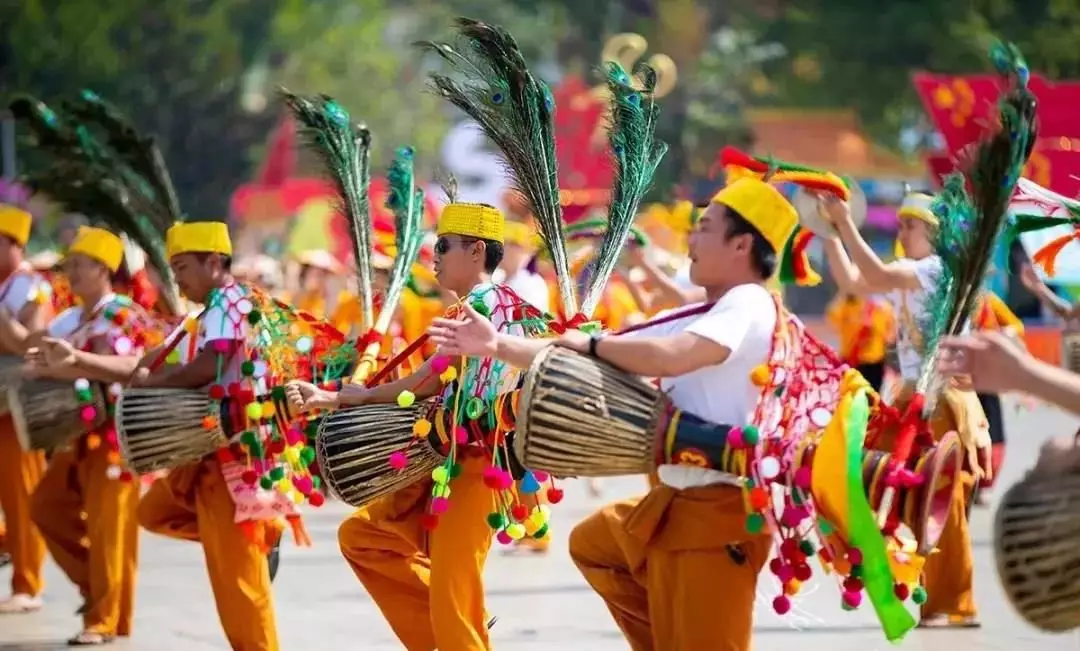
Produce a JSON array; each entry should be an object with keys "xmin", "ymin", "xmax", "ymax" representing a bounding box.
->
[
  {"xmin": 129, "ymin": 367, "xmax": 152, "ymax": 387},
  {"xmin": 428, "ymin": 302, "xmax": 497, "ymax": 358},
  {"xmin": 286, "ymin": 380, "xmax": 338, "ymax": 413},
  {"xmin": 816, "ymin": 192, "xmax": 850, "ymax": 226},
  {"xmin": 937, "ymin": 332, "xmax": 1029, "ymax": 394}
]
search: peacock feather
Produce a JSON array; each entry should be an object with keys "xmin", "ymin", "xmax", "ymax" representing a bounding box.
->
[
  {"xmin": 579, "ymin": 61, "xmax": 668, "ymax": 319},
  {"xmin": 916, "ymin": 39, "xmax": 1037, "ymax": 404},
  {"xmin": 8, "ymin": 93, "xmax": 183, "ymax": 314},
  {"xmin": 281, "ymin": 91, "xmax": 375, "ymax": 331},
  {"xmin": 416, "ymin": 18, "xmax": 577, "ymax": 317},
  {"xmin": 382, "ymin": 146, "xmax": 427, "ymax": 330}
]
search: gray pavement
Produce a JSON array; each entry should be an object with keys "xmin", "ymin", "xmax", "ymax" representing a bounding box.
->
[{"xmin": 3, "ymin": 396, "xmax": 1080, "ymax": 650}]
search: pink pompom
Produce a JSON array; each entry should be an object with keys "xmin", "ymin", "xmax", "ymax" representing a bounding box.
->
[
  {"xmin": 389, "ymin": 451, "xmax": 409, "ymax": 470},
  {"xmin": 781, "ymin": 507, "xmax": 803, "ymax": 528},
  {"xmin": 794, "ymin": 467, "xmax": 812, "ymax": 489},
  {"xmin": 482, "ymin": 467, "xmax": 500, "ymax": 488},
  {"xmin": 532, "ymin": 471, "xmax": 549, "ymax": 482},
  {"xmin": 430, "ymin": 355, "xmax": 450, "ymax": 374},
  {"xmin": 431, "ymin": 497, "xmax": 450, "ymax": 514},
  {"xmin": 454, "ymin": 426, "xmax": 469, "ymax": 444},
  {"xmin": 842, "ymin": 590, "xmax": 862, "ymax": 609},
  {"xmin": 285, "ymin": 427, "xmax": 303, "ymax": 446},
  {"xmin": 772, "ymin": 595, "xmax": 791, "ymax": 615},
  {"xmin": 293, "ymin": 476, "xmax": 313, "ymax": 495},
  {"xmin": 776, "ymin": 565, "xmax": 794, "ymax": 583},
  {"xmin": 847, "ymin": 548, "xmax": 863, "ymax": 565},
  {"xmin": 726, "ymin": 427, "xmax": 745, "ymax": 449},
  {"xmin": 80, "ymin": 406, "xmax": 97, "ymax": 422},
  {"xmin": 213, "ymin": 339, "xmax": 232, "ymax": 353},
  {"xmin": 497, "ymin": 471, "xmax": 514, "ymax": 491},
  {"xmin": 496, "ymin": 530, "xmax": 513, "ymax": 545}
]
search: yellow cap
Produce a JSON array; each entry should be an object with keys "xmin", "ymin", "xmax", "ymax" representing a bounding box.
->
[
  {"xmin": 711, "ymin": 178, "xmax": 797, "ymax": 254},
  {"xmin": 503, "ymin": 221, "xmax": 536, "ymax": 249},
  {"xmin": 436, "ymin": 203, "xmax": 504, "ymax": 243},
  {"xmin": 0, "ymin": 204, "xmax": 32, "ymax": 247},
  {"xmin": 898, "ymin": 193, "xmax": 937, "ymax": 226},
  {"xmin": 166, "ymin": 222, "xmax": 233, "ymax": 259},
  {"xmin": 67, "ymin": 227, "xmax": 124, "ymax": 272}
]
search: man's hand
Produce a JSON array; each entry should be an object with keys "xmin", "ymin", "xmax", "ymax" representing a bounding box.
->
[
  {"xmin": 555, "ymin": 329, "xmax": 590, "ymax": 354},
  {"xmin": 286, "ymin": 380, "xmax": 339, "ymax": 413},
  {"xmin": 129, "ymin": 367, "xmax": 152, "ymax": 387},
  {"xmin": 817, "ymin": 193, "xmax": 851, "ymax": 227},
  {"xmin": 428, "ymin": 302, "xmax": 498, "ymax": 358},
  {"xmin": 938, "ymin": 332, "xmax": 1031, "ymax": 394},
  {"xmin": 38, "ymin": 337, "xmax": 77, "ymax": 369}
]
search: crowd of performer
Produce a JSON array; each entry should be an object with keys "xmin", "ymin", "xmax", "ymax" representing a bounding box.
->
[{"xmin": 0, "ymin": 21, "xmax": 1076, "ymax": 651}]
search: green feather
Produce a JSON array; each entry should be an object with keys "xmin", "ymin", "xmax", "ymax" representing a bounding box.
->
[
  {"xmin": 915, "ymin": 39, "xmax": 1036, "ymax": 400},
  {"xmin": 580, "ymin": 61, "xmax": 668, "ymax": 319},
  {"xmin": 564, "ymin": 216, "xmax": 649, "ymax": 247},
  {"xmin": 416, "ymin": 18, "xmax": 576, "ymax": 316},
  {"xmin": 383, "ymin": 146, "xmax": 426, "ymax": 326},
  {"xmin": 282, "ymin": 91, "xmax": 375, "ymax": 331}
]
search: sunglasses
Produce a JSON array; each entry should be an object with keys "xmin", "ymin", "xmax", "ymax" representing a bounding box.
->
[{"xmin": 434, "ymin": 236, "xmax": 477, "ymax": 255}]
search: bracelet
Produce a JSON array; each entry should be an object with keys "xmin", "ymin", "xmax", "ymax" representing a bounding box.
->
[{"xmin": 588, "ymin": 333, "xmax": 605, "ymax": 358}]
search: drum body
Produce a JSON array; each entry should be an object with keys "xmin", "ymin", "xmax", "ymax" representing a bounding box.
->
[
  {"xmin": 514, "ymin": 346, "xmax": 661, "ymax": 478},
  {"xmin": 316, "ymin": 400, "xmax": 445, "ymax": 508},
  {"xmin": 995, "ymin": 471, "xmax": 1080, "ymax": 632},
  {"xmin": 0, "ymin": 355, "xmax": 25, "ymax": 417},
  {"xmin": 116, "ymin": 388, "xmax": 230, "ymax": 474},
  {"xmin": 1062, "ymin": 330, "xmax": 1080, "ymax": 374},
  {"xmin": 10, "ymin": 379, "xmax": 108, "ymax": 452}
]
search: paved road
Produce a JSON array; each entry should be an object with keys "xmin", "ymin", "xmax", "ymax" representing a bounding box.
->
[{"xmin": 3, "ymin": 397, "xmax": 1080, "ymax": 650}]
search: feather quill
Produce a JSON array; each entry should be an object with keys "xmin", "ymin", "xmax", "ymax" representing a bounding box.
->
[
  {"xmin": 580, "ymin": 61, "xmax": 667, "ymax": 318},
  {"xmin": 416, "ymin": 18, "xmax": 577, "ymax": 317},
  {"xmin": 281, "ymin": 91, "xmax": 375, "ymax": 332}
]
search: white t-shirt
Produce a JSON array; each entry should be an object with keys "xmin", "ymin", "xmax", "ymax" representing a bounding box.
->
[
  {"xmin": 47, "ymin": 293, "xmax": 119, "ymax": 343},
  {"xmin": 885, "ymin": 256, "xmax": 949, "ymax": 382},
  {"xmin": 168, "ymin": 283, "xmax": 251, "ymax": 386},
  {"xmin": 0, "ymin": 267, "xmax": 50, "ymax": 315},
  {"xmin": 628, "ymin": 283, "xmax": 777, "ymax": 489},
  {"xmin": 491, "ymin": 267, "xmax": 550, "ymax": 313}
]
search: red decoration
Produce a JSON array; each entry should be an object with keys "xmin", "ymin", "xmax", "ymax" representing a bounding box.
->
[
  {"xmin": 553, "ymin": 76, "xmax": 614, "ymax": 222},
  {"xmin": 546, "ymin": 488, "xmax": 564, "ymax": 504}
]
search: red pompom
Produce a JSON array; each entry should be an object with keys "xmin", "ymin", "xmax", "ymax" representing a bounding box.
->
[
  {"xmin": 242, "ymin": 469, "xmax": 258, "ymax": 485},
  {"xmin": 794, "ymin": 563, "xmax": 813, "ymax": 582},
  {"xmin": 308, "ymin": 491, "xmax": 326, "ymax": 507},
  {"xmin": 227, "ymin": 382, "xmax": 242, "ymax": 398},
  {"xmin": 510, "ymin": 504, "xmax": 528, "ymax": 521},
  {"xmin": 239, "ymin": 389, "xmax": 256, "ymax": 405},
  {"xmin": 420, "ymin": 514, "xmax": 439, "ymax": 530},
  {"xmin": 546, "ymin": 488, "xmax": 564, "ymax": 504},
  {"xmin": 209, "ymin": 384, "xmax": 226, "ymax": 400}
]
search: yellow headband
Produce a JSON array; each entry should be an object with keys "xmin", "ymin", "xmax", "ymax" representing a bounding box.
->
[
  {"xmin": 166, "ymin": 221, "xmax": 233, "ymax": 259},
  {"xmin": 67, "ymin": 227, "xmax": 124, "ymax": 272},
  {"xmin": 897, "ymin": 193, "xmax": 938, "ymax": 226},
  {"xmin": 437, "ymin": 203, "xmax": 504, "ymax": 243},
  {"xmin": 711, "ymin": 178, "xmax": 798, "ymax": 254},
  {"xmin": 0, "ymin": 204, "xmax": 32, "ymax": 247}
]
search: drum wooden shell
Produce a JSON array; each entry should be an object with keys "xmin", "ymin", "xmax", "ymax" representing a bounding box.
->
[
  {"xmin": 792, "ymin": 183, "xmax": 868, "ymax": 237},
  {"xmin": 0, "ymin": 355, "xmax": 25, "ymax": 416},
  {"xmin": 116, "ymin": 388, "xmax": 229, "ymax": 474},
  {"xmin": 995, "ymin": 471, "xmax": 1080, "ymax": 632},
  {"xmin": 9, "ymin": 380, "xmax": 107, "ymax": 452},
  {"xmin": 514, "ymin": 346, "xmax": 662, "ymax": 478},
  {"xmin": 316, "ymin": 400, "xmax": 446, "ymax": 508},
  {"xmin": 1062, "ymin": 330, "xmax": 1080, "ymax": 374}
]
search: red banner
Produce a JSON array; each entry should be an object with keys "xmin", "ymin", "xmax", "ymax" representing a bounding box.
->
[
  {"xmin": 553, "ymin": 75, "xmax": 614, "ymax": 222},
  {"xmin": 913, "ymin": 72, "xmax": 1080, "ymax": 198}
]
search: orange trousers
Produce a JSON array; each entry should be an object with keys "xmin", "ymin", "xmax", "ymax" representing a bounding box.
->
[
  {"xmin": 339, "ymin": 452, "xmax": 494, "ymax": 651},
  {"xmin": 0, "ymin": 414, "xmax": 46, "ymax": 596},
  {"xmin": 31, "ymin": 446, "xmax": 140, "ymax": 636},
  {"xmin": 570, "ymin": 484, "xmax": 770, "ymax": 651},
  {"xmin": 878, "ymin": 385, "xmax": 979, "ymax": 620},
  {"xmin": 138, "ymin": 460, "xmax": 278, "ymax": 651}
]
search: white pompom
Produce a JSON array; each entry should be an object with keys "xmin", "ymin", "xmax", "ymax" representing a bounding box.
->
[
  {"xmin": 74, "ymin": 378, "xmax": 91, "ymax": 392},
  {"xmin": 759, "ymin": 456, "xmax": 781, "ymax": 480}
]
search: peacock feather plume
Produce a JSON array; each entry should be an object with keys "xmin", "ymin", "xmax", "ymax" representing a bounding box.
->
[
  {"xmin": 8, "ymin": 92, "xmax": 183, "ymax": 314},
  {"xmin": 416, "ymin": 18, "xmax": 577, "ymax": 317},
  {"xmin": 915, "ymin": 39, "xmax": 1037, "ymax": 404},
  {"xmin": 579, "ymin": 61, "xmax": 668, "ymax": 319},
  {"xmin": 381, "ymin": 146, "xmax": 427, "ymax": 330},
  {"xmin": 281, "ymin": 91, "xmax": 375, "ymax": 331}
]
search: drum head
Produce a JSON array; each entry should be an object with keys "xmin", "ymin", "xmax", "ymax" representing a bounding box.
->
[
  {"xmin": 914, "ymin": 432, "xmax": 962, "ymax": 556},
  {"xmin": 792, "ymin": 183, "xmax": 867, "ymax": 238}
]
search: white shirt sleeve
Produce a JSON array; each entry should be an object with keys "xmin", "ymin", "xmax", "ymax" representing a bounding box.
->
[
  {"xmin": 47, "ymin": 308, "xmax": 82, "ymax": 338},
  {"xmin": 684, "ymin": 284, "xmax": 774, "ymax": 354},
  {"xmin": 198, "ymin": 289, "xmax": 247, "ymax": 346},
  {"xmin": 1, "ymin": 275, "xmax": 36, "ymax": 313},
  {"xmin": 887, "ymin": 256, "xmax": 942, "ymax": 293}
]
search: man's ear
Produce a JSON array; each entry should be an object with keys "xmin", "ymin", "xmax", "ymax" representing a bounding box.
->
[{"xmin": 473, "ymin": 240, "xmax": 487, "ymax": 263}]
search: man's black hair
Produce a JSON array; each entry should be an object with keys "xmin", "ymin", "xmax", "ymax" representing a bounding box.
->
[
  {"xmin": 722, "ymin": 207, "xmax": 777, "ymax": 280},
  {"xmin": 195, "ymin": 252, "xmax": 233, "ymax": 272},
  {"xmin": 461, "ymin": 237, "xmax": 503, "ymax": 274}
]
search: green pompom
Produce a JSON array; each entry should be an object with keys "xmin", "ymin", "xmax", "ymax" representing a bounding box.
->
[
  {"xmin": 534, "ymin": 523, "xmax": 549, "ymax": 539},
  {"xmin": 912, "ymin": 585, "xmax": 927, "ymax": 605},
  {"xmin": 241, "ymin": 360, "xmax": 256, "ymax": 377},
  {"xmin": 247, "ymin": 310, "xmax": 262, "ymax": 325},
  {"xmin": 269, "ymin": 466, "xmax": 285, "ymax": 481},
  {"xmin": 271, "ymin": 386, "xmax": 287, "ymax": 400},
  {"xmin": 449, "ymin": 463, "xmax": 463, "ymax": 478},
  {"xmin": 799, "ymin": 540, "xmax": 816, "ymax": 556},
  {"xmin": 470, "ymin": 299, "xmax": 490, "ymax": 317},
  {"xmin": 742, "ymin": 425, "xmax": 760, "ymax": 446},
  {"xmin": 486, "ymin": 512, "xmax": 506, "ymax": 530},
  {"xmin": 259, "ymin": 476, "xmax": 273, "ymax": 490},
  {"xmin": 745, "ymin": 513, "xmax": 765, "ymax": 534}
]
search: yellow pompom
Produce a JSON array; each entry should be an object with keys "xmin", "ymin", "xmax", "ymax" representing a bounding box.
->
[
  {"xmin": 506, "ymin": 523, "xmax": 526, "ymax": 540},
  {"xmin": 278, "ymin": 477, "xmax": 294, "ymax": 494},
  {"xmin": 397, "ymin": 390, "xmax": 416, "ymax": 408},
  {"xmin": 433, "ymin": 483, "xmax": 451, "ymax": 499},
  {"xmin": 245, "ymin": 402, "xmax": 263, "ymax": 420},
  {"xmin": 440, "ymin": 366, "xmax": 458, "ymax": 383},
  {"xmin": 284, "ymin": 447, "xmax": 301, "ymax": 466},
  {"xmin": 261, "ymin": 401, "xmax": 276, "ymax": 418},
  {"xmin": 750, "ymin": 364, "xmax": 771, "ymax": 387},
  {"xmin": 291, "ymin": 491, "xmax": 304, "ymax": 505},
  {"xmin": 184, "ymin": 317, "xmax": 199, "ymax": 334},
  {"xmin": 784, "ymin": 579, "xmax": 802, "ymax": 596},
  {"xmin": 431, "ymin": 467, "xmax": 449, "ymax": 484},
  {"xmin": 523, "ymin": 518, "xmax": 540, "ymax": 535},
  {"xmin": 412, "ymin": 418, "xmax": 433, "ymax": 437}
]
